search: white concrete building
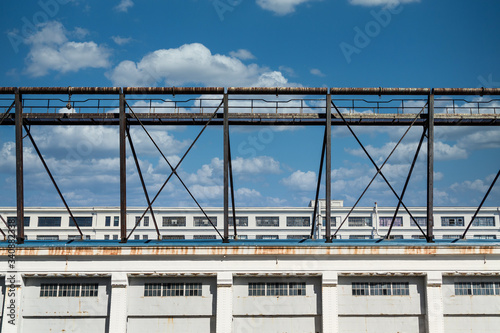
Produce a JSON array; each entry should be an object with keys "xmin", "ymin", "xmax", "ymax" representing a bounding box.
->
[{"xmin": 1, "ymin": 201, "xmax": 500, "ymax": 333}]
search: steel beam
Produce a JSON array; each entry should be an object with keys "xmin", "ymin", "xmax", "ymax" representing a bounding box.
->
[
  {"xmin": 310, "ymin": 128, "xmax": 327, "ymax": 239},
  {"xmin": 15, "ymin": 89, "xmax": 24, "ymax": 244},
  {"xmin": 223, "ymin": 93, "xmax": 229, "ymax": 243},
  {"xmin": 325, "ymin": 94, "xmax": 332, "ymax": 243},
  {"xmin": 119, "ymin": 91, "xmax": 127, "ymax": 243},
  {"xmin": 427, "ymin": 93, "xmax": 435, "ymax": 242},
  {"xmin": 228, "ymin": 134, "xmax": 237, "ymax": 239}
]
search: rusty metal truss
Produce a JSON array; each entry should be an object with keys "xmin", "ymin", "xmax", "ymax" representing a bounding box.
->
[{"xmin": 0, "ymin": 87, "xmax": 499, "ymax": 244}]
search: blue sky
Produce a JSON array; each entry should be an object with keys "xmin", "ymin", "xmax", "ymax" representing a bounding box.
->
[{"xmin": 0, "ymin": 0, "xmax": 499, "ymax": 209}]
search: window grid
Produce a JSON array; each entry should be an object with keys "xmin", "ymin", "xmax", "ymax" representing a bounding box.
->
[
  {"xmin": 185, "ymin": 283, "xmax": 202, "ymax": 296},
  {"xmin": 105, "ymin": 216, "xmax": 111, "ymax": 227},
  {"xmin": 58, "ymin": 284, "xmax": 80, "ymax": 297},
  {"xmin": 194, "ymin": 216, "xmax": 217, "ymax": 227},
  {"xmin": 144, "ymin": 283, "xmax": 162, "ymax": 297},
  {"xmin": 228, "ymin": 216, "xmax": 249, "ymax": 227},
  {"xmin": 370, "ymin": 282, "xmax": 391, "ymax": 296},
  {"xmin": 248, "ymin": 283, "xmax": 266, "ymax": 296},
  {"xmin": 193, "ymin": 235, "xmax": 217, "ymax": 239},
  {"xmin": 441, "ymin": 216, "xmax": 464, "ymax": 227},
  {"xmin": 455, "ymin": 282, "xmax": 472, "ymax": 295},
  {"xmin": 352, "ymin": 282, "xmax": 370, "ymax": 295},
  {"xmin": 289, "ymin": 282, "xmax": 306, "ymax": 295},
  {"xmin": 348, "ymin": 217, "xmax": 372, "ymax": 227},
  {"xmin": 472, "ymin": 217, "xmax": 495, "ymax": 227},
  {"xmin": 473, "ymin": 282, "xmax": 495, "ymax": 295},
  {"xmin": 496, "ymin": 282, "xmax": 500, "ymax": 295},
  {"xmin": 40, "ymin": 284, "xmax": 58, "ymax": 297},
  {"xmin": 162, "ymin": 216, "xmax": 186, "ymax": 227},
  {"xmin": 113, "ymin": 216, "xmax": 119, "ymax": 227},
  {"xmin": 165, "ymin": 283, "xmax": 184, "ymax": 296},
  {"xmin": 267, "ymin": 283, "xmax": 288, "ymax": 296},
  {"xmin": 379, "ymin": 217, "xmax": 402, "ymax": 227},
  {"xmin": 81, "ymin": 283, "xmax": 98, "ymax": 297},
  {"xmin": 69, "ymin": 217, "xmax": 92, "ymax": 227},
  {"xmin": 410, "ymin": 217, "xmax": 427, "ymax": 227},
  {"xmin": 144, "ymin": 216, "xmax": 149, "ymax": 227},
  {"xmin": 322, "ymin": 216, "xmax": 337, "ymax": 227},
  {"xmin": 256, "ymin": 216, "xmax": 279, "ymax": 227},
  {"xmin": 7, "ymin": 216, "xmax": 30, "ymax": 227},
  {"xmin": 392, "ymin": 282, "xmax": 410, "ymax": 295},
  {"xmin": 286, "ymin": 216, "xmax": 310, "ymax": 227},
  {"xmin": 38, "ymin": 217, "xmax": 62, "ymax": 227}
]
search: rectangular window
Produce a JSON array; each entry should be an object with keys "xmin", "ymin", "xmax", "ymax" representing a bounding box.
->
[
  {"xmin": 256, "ymin": 235, "xmax": 279, "ymax": 240},
  {"xmin": 143, "ymin": 216, "xmax": 149, "ymax": 227},
  {"xmin": 193, "ymin": 235, "xmax": 217, "ymax": 240},
  {"xmin": 85, "ymin": 235, "xmax": 91, "ymax": 240},
  {"xmin": 442, "ymin": 235, "xmax": 461, "ymax": 239},
  {"xmin": 234, "ymin": 234, "xmax": 248, "ymax": 240},
  {"xmin": 289, "ymin": 282, "xmax": 306, "ymax": 296},
  {"xmin": 472, "ymin": 217, "xmax": 495, "ymax": 227},
  {"xmin": 162, "ymin": 235, "xmax": 185, "ymax": 240},
  {"xmin": 410, "ymin": 217, "xmax": 427, "ymax": 227},
  {"xmin": 112, "ymin": 235, "xmax": 118, "ymax": 240},
  {"xmin": 267, "ymin": 282, "xmax": 288, "ymax": 296},
  {"xmin": 287, "ymin": 235, "xmax": 309, "ymax": 239},
  {"xmin": 164, "ymin": 283, "xmax": 184, "ymax": 296},
  {"xmin": 69, "ymin": 217, "xmax": 93, "ymax": 227},
  {"xmin": 68, "ymin": 235, "xmax": 80, "ymax": 240},
  {"xmin": 134, "ymin": 235, "xmax": 140, "ymax": 240},
  {"xmin": 455, "ymin": 282, "xmax": 472, "ymax": 295},
  {"xmin": 104, "ymin": 235, "xmax": 109, "ymax": 240},
  {"xmin": 386, "ymin": 235, "xmax": 404, "ymax": 240},
  {"xmin": 248, "ymin": 283, "xmax": 266, "ymax": 296},
  {"xmin": 496, "ymin": 282, "xmax": 500, "ymax": 295},
  {"xmin": 135, "ymin": 216, "xmax": 141, "ymax": 227},
  {"xmin": 228, "ymin": 216, "xmax": 249, "ymax": 227},
  {"xmin": 322, "ymin": 216, "xmax": 337, "ymax": 227},
  {"xmin": 7, "ymin": 216, "xmax": 30, "ymax": 227},
  {"xmin": 185, "ymin": 283, "xmax": 202, "ymax": 296},
  {"xmin": 411, "ymin": 235, "xmax": 426, "ymax": 239},
  {"xmin": 370, "ymin": 282, "xmax": 391, "ymax": 296},
  {"xmin": 348, "ymin": 217, "xmax": 372, "ymax": 227},
  {"xmin": 162, "ymin": 216, "xmax": 187, "ymax": 227},
  {"xmin": 40, "ymin": 284, "xmax": 58, "ymax": 297},
  {"xmin": 58, "ymin": 284, "xmax": 80, "ymax": 297},
  {"xmin": 81, "ymin": 283, "xmax": 98, "ymax": 297},
  {"xmin": 379, "ymin": 217, "xmax": 402, "ymax": 227},
  {"xmin": 144, "ymin": 283, "xmax": 162, "ymax": 297},
  {"xmin": 105, "ymin": 216, "xmax": 111, "ymax": 227},
  {"xmin": 441, "ymin": 216, "xmax": 464, "ymax": 227},
  {"xmin": 113, "ymin": 216, "xmax": 119, "ymax": 227},
  {"xmin": 286, "ymin": 216, "xmax": 310, "ymax": 227},
  {"xmin": 473, "ymin": 282, "xmax": 495, "ymax": 295},
  {"xmin": 38, "ymin": 217, "xmax": 61, "ymax": 227},
  {"xmin": 143, "ymin": 235, "xmax": 148, "ymax": 240},
  {"xmin": 352, "ymin": 282, "xmax": 370, "ymax": 296},
  {"xmin": 256, "ymin": 216, "xmax": 279, "ymax": 227},
  {"xmin": 36, "ymin": 235, "xmax": 59, "ymax": 240},
  {"xmin": 194, "ymin": 216, "xmax": 217, "ymax": 227},
  {"xmin": 392, "ymin": 282, "xmax": 410, "ymax": 295},
  {"xmin": 474, "ymin": 235, "xmax": 497, "ymax": 239},
  {"xmin": 349, "ymin": 235, "xmax": 372, "ymax": 240}
]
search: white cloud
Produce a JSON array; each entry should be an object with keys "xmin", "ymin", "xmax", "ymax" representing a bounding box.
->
[
  {"xmin": 107, "ymin": 43, "xmax": 292, "ymax": 87},
  {"xmin": 282, "ymin": 170, "xmax": 316, "ymax": 191},
  {"xmin": 232, "ymin": 156, "xmax": 281, "ymax": 174},
  {"xmin": 310, "ymin": 68, "xmax": 325, "ymax": 77},
  {"xmin": 24, "ymin": 21, "xmax": 110, "ymax": 77},
  {"xmin": 256, "ymin": 0, "xmax": 317, "ymax": 15},
  {"xmin": 348, "ymin": 0, "xmax": 418, "ymax": 6},
  {"xmin": 115, "ymin": 0, "xmax": 134, "ymax": 12},
  {"xmin": 229, "ymin": 49, "xmax": 256, "ymax": 60},
  {"xmin": 236, "ymin": 188, "xmax": 262, "ymax": 198},
  {"xmin": 112, "ymin": 36, "xmax": 132, "ymax": 45}
]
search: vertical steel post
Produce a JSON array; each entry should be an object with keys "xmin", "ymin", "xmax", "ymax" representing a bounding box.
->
[
  {"xmin": 325, "ymin": 94, "xmax": 332, "ymax": 243},
  {"xmin": 119, "ymin": 91, "xmax": 127, "ymax": 242},
  {"xmin": 223, "ymin": 93, "xmax": 229, "ymax": 243},
  {"xmin": 15, "ymin": 89, "xmax": 24, "ymax": 244},
  {"xmin": 427, "ymin": 92, "xmax": 435, "ymax": 242}
]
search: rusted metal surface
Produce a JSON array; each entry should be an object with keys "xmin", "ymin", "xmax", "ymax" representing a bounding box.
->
[
  {"xmin": 433, "ymin": 87, "xmax": 500, "ymax": 95},
  {"xmin": 18, "ymin": 86, "xmax": 120, "ymax": 94},
  {"xmin": 2, "ymin": 245, "xmax": 499, "ymax": 257},
  {"xmin": 330, "ymin": 87, "xmax": 431, "ymax": 95},
  {"xmin": 0, "ymin": 87, "xmax": 16, "ymax": 94},
  {"xmin": 124, "ymin": 87, "xmax": 224, "ymax": 95},
  {"xmin": 228, "ymin": 87, "xmax": 328, "ymax": 95}
]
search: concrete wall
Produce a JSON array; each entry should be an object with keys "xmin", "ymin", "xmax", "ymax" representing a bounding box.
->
[
  {"xmin": 127, "ymin": 276, "xmax": 216, "ymax": 333},
  {"xmin": 233, "ymin": 276, "xmax": 322, "ymax": 333},
  {"xmin": 442, "ymin": 276, "xmax": 500, "ymax": 333},
  {"xmin": 338, "ymin": 276, "xmax": 427, "ymax": 333},
  {"xmin": 22, "ymin": 277, "xmax": 110, "ymax": 333}
]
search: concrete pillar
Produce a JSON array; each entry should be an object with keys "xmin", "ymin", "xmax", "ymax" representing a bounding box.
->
[
  {"xmin": 426, "ymin": 272, "xmax": 444, "ymax": 333},
  {"xmin": 322, "ymin": 271, "xmax": 338, "ymax": 333},
  {"xmin": 216, "ymin": 272, "xmax": 233, "ymax": 333},
  {"xmin": 108, "ymin": 273, "xmax": 128, "ymax": 332},
  {"xmin": 2, "ymin": 273, "xmax": 22, "ymax": 333}
]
